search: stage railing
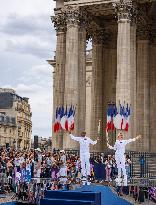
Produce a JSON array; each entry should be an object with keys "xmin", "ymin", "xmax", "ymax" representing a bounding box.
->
[{"xmin": 65, "ymin": 150, "xmax": 156, "ymax": 179}]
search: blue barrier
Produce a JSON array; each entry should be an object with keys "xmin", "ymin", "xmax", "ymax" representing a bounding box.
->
[
  {"xmin": 42, "ymin": 190, "xmax": 101, "ymax": 205},
  {"xmin": 41, "ymin": 198, "xmax": 95, "ymax": 205},
  {"xmin": 45, "ymin": 190, "xmax": 101, "ymax": 204},
  {"xmin": 94, "ymin": 163, "xmax": 105, "ymax": 180},
  {"xmin": 0, "ymin": 202, "xmax": 16, "ymax": 205}
]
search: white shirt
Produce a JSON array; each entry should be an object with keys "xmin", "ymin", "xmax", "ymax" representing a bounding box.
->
[
  {"xmin": 14, "ymin": 158, "xmax": 20, "ymax": 167},
  {"xmin": 60, "ymin": 155, "xmax": 66, "ymax": 168},
  {"xmin": 19, "ymin": 156, "xmax": 25, "ymax": 164},
  {"xmin": 70, "ymin": 134, "xmax": 97, "ymax": 155},
  {"xmin": 109, "ymin": 138, "xmax": 136, "ymax": 156}
]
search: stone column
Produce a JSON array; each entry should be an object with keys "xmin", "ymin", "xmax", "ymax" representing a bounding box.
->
[
  {"xmin": 149, "ymin": 37, "xmax": 156, "ymax": 152},
  {"xmin": 77, "ymin": 9, "xmax": 90, "ymax": 135},
  {"xmin": 86, "ymin": 68, "xmax": 92, "ymax": 137},
  {"xmin": 136, "ymin": 18, "xmax": 150, "ymax": 151},
  {"xmin": 129, "ymin": 17, "xmax": 137, "ymax": 150},
  {"xmin": 90, "ymin": 28, "xmax": 104, "ymax": 152},
  {"xmin": 113, "ymin": 0, "xmax": 132, "ymax": 138},
  {"xmin": 114, "ymin": 1, "xmax": 131, "ymax": 104},
  {"xmin": 52, "ymin": 11, "xmax": 66, "ymax": 149},
  {"xmin": 63, "ymin": 6, "xmax": 80, "ymax": 149},
  {"xmin": 78, "ymin": 16, "xmax": 87, "ymax": 136},
  {"xmin": 103, "ymin": 29, "xmax": 117, "ymax": 148}
]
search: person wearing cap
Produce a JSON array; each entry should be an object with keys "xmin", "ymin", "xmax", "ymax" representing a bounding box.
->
[
  {"xmin": 69, "ymin": 131, "xmax": 99, "ymax": 182},
  {"xmin": 107, "ymin": 132, "xmax": 141, "ymax": 185}
]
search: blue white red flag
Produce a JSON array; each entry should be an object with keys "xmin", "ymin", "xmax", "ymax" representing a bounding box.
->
[{"xmin": 54, "ymin": 105, "xmax": 76, "ymax": 132}]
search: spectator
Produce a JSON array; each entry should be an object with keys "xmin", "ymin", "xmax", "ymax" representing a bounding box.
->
[
  {"xmin": 105, "ymin": 156, "xmax": 112, "ymax": 182},
  {"xmin": 139, "ymin": 155, "xmax": 145, "ymax": 177},
  {"xmin": 125, "ymin": 155, "xmax": 131, "ymax": 181}
]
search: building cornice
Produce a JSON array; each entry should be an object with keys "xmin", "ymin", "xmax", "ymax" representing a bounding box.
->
[{"xmin": 64, "ymin": 0, "xmax": 154, "ymax": 7}]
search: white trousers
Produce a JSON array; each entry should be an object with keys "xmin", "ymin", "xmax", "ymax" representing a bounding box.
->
[
  {"xmin": 80, "ymin": 154, "xmax": 90, "ymax": 177},
  {"xmin": 59, "ymin": 167, "xmax": 67, "ymax": 183},
  {"xmin": 59, "ymin": 167, "xmax": 67, "ymax": 177},
  {"xmin": 115, "ymin": 154, "xmax": 127, "ymax": 180}
]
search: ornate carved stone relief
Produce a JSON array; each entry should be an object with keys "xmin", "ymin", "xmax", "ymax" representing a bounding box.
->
[
  {"xmin": 87, "ymin": 21, "xmax": 111, "ymax": 45},
  {"xmin": 52, "ymin": 10, "xmax": 67, "ymax": 32},
  {"xmin": 112, "ymin": 0, "xmax": 133, "ymax": 22},
  {"xmin": 86, "ymin": 75, "xmax": 92, "ymax": 87},
  {"xmin": 64, "ymin": 6, "xmax": 80, "ymax": 26},
  {"xmin": 79, "ymin": 8, "xmax": 92, "ymax": 29},
  {"xmin": 52, "ymin": 6, "xmax": 91, "ymax": 32},
  {"xmin": 136, "ymin": 3, "xmax": 152, "ymax": 40}
]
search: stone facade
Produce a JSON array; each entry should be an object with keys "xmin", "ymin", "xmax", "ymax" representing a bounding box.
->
[
  {"xmin": 50, "ymin": 0, "xmax": 156, "ymax": 152},
  {"xmin": 0, "ymin": 113, "xmax": 16, "ymax": 148},
  {"xmin": 0, "ymin": 88, "xmax": 32, "ymax": 149}
]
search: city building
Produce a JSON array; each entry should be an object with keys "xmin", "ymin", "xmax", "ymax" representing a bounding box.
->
[
  {"xmin": 0, "ymin": 88, "xmax": 32, "ymax": 149},
  {"xmin": 31, "ymin": 136, "xmax": 52, "ymax": 151},
  {"xmin": 50, "ymin": 0, "xmax": 156, "ymax": 152}
]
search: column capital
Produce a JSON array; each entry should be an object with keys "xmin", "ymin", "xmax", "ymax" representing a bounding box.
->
[
  {"xmin": 150, "ymin": 23, "xmax": 156, "ymax": 45},
  {"xmin": 92, "ymin": 28, "xmax": 106, "ymax": 45},
  {"xmin": 87, "ymin": 22, "xmax": 110, "ymax": 45},
  {"xmin": 64, "ymin": 6, "xmax": 80, "ymax": 27},
  {"xmin": 137, "ymin": 25, "xmax": 151, "ymax": 40},
  {"xmin": 136, "ymin": 4, "xmax": 151, "ymax": 40},
  {"xmin": 130, "ymin": 3, "xmax": 138, "ymax": 25},
  {"xmin": 79, "ymin": 8, "xmax": 92, "ymax": 29},
  {"xmin": 112, "ymin": 0, "xmax": 133, "ymax": 22},
  {"xmin": 52, "ymin": 11, "xmax": 66, "ymax": 33}
]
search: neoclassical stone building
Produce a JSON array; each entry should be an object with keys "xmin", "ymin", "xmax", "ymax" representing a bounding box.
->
[
  {"xmin": 50, "ymin": 0, "xmax": 156, "ymax": 152},
  {"xmin": 0, "ymin": 88, "xmax": 32, "ymax": 149}
]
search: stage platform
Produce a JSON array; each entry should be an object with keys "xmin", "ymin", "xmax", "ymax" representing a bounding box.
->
[{"xmin": 41, "ymin": 185, "xmax": 133, "ymax": 205}]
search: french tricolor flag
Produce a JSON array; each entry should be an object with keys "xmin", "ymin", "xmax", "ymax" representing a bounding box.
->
[
  {"xmin": 106, "ymin": 106, "xmax": 111, "ymax": 132},
  {"xmin": 60, "ymin": 106, "xmax": 68, "ymax": 131},
  {"xmin": 53, "ymin": 107, "xmax": 61, "ymax": 133}
]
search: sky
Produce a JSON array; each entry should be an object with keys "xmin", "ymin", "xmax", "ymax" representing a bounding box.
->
[{"xmin": 0, "ymin": 0, "xmax": 56, "ymax": 138}]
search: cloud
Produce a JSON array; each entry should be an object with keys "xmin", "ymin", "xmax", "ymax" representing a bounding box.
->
[
  {"xmin": 0, "ymin": 0, "xmax": 55, "ymax": 16},
  {"xmin": 1, "ymin": 60, "xmax": 53, "ymax": 137},
  {"xmin": 0, "ymin": 14, "xmax": 56, "ymax": 59},
  {"xmin": 0, "ymin": 0, "xmax": 55, "ymax": 137},
  {"xmin": 32, "ymin": 64, "xmax": 52, "ymax": 75},
  {"xmin": 15, "ymin": 83, "xmax": 41, "ymax": 94},
  {"xmin": 18, "ymin": 63, "xmax": 52, "ymax": 84},
  {"xmin": 16, "ymin": 82, "xmax": 52, "ymax": 137},
  {"xmin": 0, "ymin": 14, "xmax": 53, "ymax": 39},
  {"xmin": 0, "ymin": 13, "xmax": 56, "ymax": 58},
  {"xmin": 2, "ymin": 81, "xmax": 53, "ymax": 137},
  {"xmin": 5, "ymin": 38, "xmax": 52, "ymax": 59}
]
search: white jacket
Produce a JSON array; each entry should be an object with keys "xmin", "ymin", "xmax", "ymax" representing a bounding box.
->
[
  {"xmin": 70, "ymin": 134, "xmax": 97, "ymax": 156},
  {"xmin": 108, "ymin": 138, "xmax": 136, "ymax": 156}
]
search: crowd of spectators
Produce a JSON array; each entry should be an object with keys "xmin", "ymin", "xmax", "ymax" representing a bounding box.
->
[{"xmin": 0, "ymin": 147, "xmax": 155, "ymax": 204}]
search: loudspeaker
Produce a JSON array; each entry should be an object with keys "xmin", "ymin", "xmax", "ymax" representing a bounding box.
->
[{"xmin": 34, "ymin": 135, "xmax": 38, "ymax": 149}]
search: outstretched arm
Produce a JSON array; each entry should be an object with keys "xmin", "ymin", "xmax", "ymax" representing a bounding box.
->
[
  {"xmin": 89, "ymin": 138, "xmax": 97, "ymax": 145},
  {"xmin": 89, "ymin": 136, "xmax": 100, "ymax": 145},
  {"xmin": 135, "ymin": 135, "xmax": 142, "ymax": 140},
  {"xmin": 69, "ymin": 131, "xmax": 80, "ymax": 142},
  {"xmin": 107, "ymin": 142, "xmax": 117, "ymax": 150},
  {"xmin": 124, "ymin": 135, "xmax": 142, "ymax": 145}
]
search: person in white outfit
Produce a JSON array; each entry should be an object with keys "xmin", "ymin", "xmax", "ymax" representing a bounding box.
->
[
  {"xmin": 59, "ymin": 150, "xmax": 67, "ymax": 184},
  {"xmin": 107, "ymin": 132, "xmax": 141, "ymax": 186},
  {"xmin": 69, "ymin": 131, "xmax": 99, "ymax": 180}
]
